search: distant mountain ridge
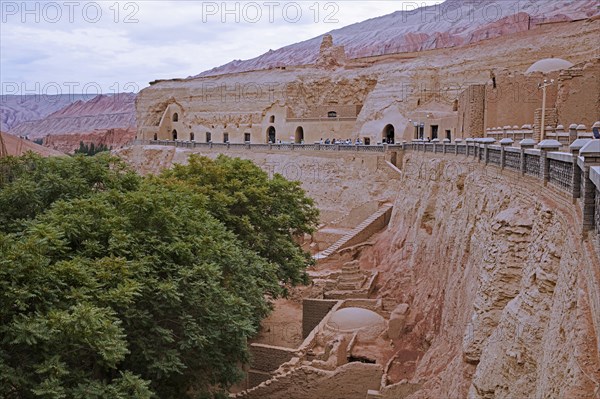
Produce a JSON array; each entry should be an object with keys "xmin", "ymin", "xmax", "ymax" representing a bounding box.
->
[
  {"xmin": 8, "ymin": 93, "xmax": 137, "ymax": 153},
  {"xmin": 9, "ymin": 93, "xmax": 136, "ymax": 139},
  {"xmin": 194, "ymin": 0, "xmax": 599, "ymax": 78},
  {"xmin": 0, "ymin": 94, "xmax": 89, "ymax": 131}
]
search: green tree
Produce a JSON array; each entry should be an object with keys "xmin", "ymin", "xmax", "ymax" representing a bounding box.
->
[
  {"xmin": 163, "ymin": 154, "xmax": 320, "ymax": 285},
  {"xmin": 74, "ymin": 142, "xmax": 110, "ymax": 156},
  {"xmin": 0, "ymin": 154, "xmax": 318, "ymax": 398},
  {"xmin": 0, "ymin": 153, "xmax": 140, "ymax": 234}
]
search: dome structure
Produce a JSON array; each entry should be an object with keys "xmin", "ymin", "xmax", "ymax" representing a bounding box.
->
[
  {"xmin": 526, "ymin": 58, "xmax": 574, "ymax": 74},
  {"xmin": 326, "ymin": 307, "xmax": 385, "ymax": 332}
]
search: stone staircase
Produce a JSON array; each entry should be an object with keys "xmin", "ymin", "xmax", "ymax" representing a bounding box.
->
[
  {"xmin": 314, "ymin": 204, "xmax": 393, "ymax": 260},
  {"xmin": 337, "ymin": 262, "xmax": 366, "ymax": 291}
]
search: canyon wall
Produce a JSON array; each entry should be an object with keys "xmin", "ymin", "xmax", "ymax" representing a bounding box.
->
[
  {"xmin": 42, "ymin": 128, "xmax": 136, "ymax": 154},
  {"xmin": 115, "ymin": 146, "xmax": 401, "ymax": 224},
  {"xmin": 138, "ymin": 17, "xmax": 600, "ymax": 146},
  {"xmin": 362, "ymin": 153, "xmax": 600, "ymax": 398}
]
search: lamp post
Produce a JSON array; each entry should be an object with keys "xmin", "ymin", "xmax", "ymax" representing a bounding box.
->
[{"xmin": 538, "ymin": 78, "xmax": 554, "ymax": 141}]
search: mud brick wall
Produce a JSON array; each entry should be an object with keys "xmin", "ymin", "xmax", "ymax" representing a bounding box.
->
[{"xmin": 302, "ymin": 299, "xmax": 338, "ymax": 338}]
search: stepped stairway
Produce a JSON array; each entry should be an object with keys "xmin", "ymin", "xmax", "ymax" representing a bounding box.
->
[
  {"xmin": 314, "ymin": 204, "xmax": 393, "ymax": 260},
  {"xmin": 336, "ymin": 262, "xmax": 366, "ymax": 291}
]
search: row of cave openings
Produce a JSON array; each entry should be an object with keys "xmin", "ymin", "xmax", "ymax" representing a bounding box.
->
[
  {"xmin": 412, "ymin": 124, "xmax": 452, "ymax": 141},
  {"xmin": 158, "ymin": 112, "xmax": 398, "ymax": 144},
  {"xmin": 264, "ymin": 125, "xmax": 396, "ymax": 144},
  {"xmin": 159, "ymin": 125, "xmax": 396, "ymax": 144}
]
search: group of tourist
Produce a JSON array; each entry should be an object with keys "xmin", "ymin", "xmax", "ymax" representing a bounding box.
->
[{"xmin": 319, "ymin": 138, "xmax": 364, "ymax": 145}]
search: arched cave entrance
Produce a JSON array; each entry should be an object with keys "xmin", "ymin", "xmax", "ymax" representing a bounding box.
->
[
  {"xmin": 295, "ymin": 126, "xmax": 304, "ymax": 144},
  {"xmin": 190, "ymin": 132, "xmax": 195, "ymax": 141},
  {"xmin": 383, "ymin": 124, "xmax": 395, "ymax": 144},
  {"xmin": 173, "ymin": 113, "xmax": 179, "ymax": 122},
  {"xmin": 267, "ymin": 126, "xmax": 276, "ymax": 143},
  {"xmin": 172, "ymin": 129, "xmax": 178, "ymax": 140},
  {"xmin": 153, "ymin": 133, "xmax": 157, "ymax": 141}
]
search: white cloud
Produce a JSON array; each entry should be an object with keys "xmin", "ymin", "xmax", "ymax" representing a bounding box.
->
[{"xmin": 0, "ymin": 0, "xmax": 443, "ymax": 94}]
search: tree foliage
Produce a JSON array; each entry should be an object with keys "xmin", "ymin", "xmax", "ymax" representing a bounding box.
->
[
  {"xmin": 0, "ymin": 153, "xmax": 318, "ymax": 398},
  {"xmin": 163, "ymin": 155, "xmax": 320, "ymax": 285},
  {"xmin": 74, "ymin": 142, "xmax": 111, "ymax": 156}
]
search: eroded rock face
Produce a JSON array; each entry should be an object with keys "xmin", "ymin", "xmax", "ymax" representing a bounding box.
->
[
  {"xmin": 363, "ymin": 153, "xmax": 600, "ymax": 398},
  {"xmin": 0, "ymin": 94, "xmax": 88, "ymax": 131},
  {"xmin": 43, "ymin": 128, "xmax": 136, "ymax": 154},
  {"xmin": 0, "ymin": 131, "xmax": 63, "ymax": 157},
  {"xmin": 388, "ymin": 304, "xmax": 410, "ymax": 340},
  {"xmin": 315, "ymin": 34, "xmax": 347, "ymax": 69},
  {"xmin": 114, "ymin": 147, "xmax": 401, "ymax": 223},
  {"xmin": 194, "ymin": 0, "xmax": 598, "ymax": 78},
  {"xmin": 463, "ymin": 207, "xmax": 534, "ymax": 364}
]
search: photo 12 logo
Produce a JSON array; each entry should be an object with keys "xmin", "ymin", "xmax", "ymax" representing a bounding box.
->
[
  {"xmin": 1, "ymin": 81, "xmax": 139, "ymax": 103},
  {"xmin": 1, "ymin": 1, "xmax": 140, "ymax": 24},
  {"xmin": 199, "ymin": 1, "xmax": 340, "ymax": 24}
]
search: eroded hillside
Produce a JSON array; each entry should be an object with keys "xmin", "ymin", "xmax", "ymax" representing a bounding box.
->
[
  {"xmin": 196, "ymin": 0, "xmax": 599, "ymax": 77},
  {"xmin": 9, "ymin": 94, "xmax": 136, "ymax": 153}
]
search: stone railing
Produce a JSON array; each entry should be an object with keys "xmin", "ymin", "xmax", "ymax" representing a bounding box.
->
[
  {"xmin": 486, "ymin": 122, "xmax": 600, "ymax": 145},
  {"xmin": 405, "ymin": 137, "xmax": 600, "ymax": 235},
  {"xmin": 132, "ymin": 139, "xmax": 400, "ymax": 154},
  {"xmin": 486, "ymin": 125, "xmax": 534, "ymax": 141},
  {"xmin": 592, "ymin": 168, "xmax": 600, "ymax": 235}
]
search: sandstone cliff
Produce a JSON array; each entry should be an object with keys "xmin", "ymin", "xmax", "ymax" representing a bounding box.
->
[
  {"xmin": 195, "ymin": 0, "xmax": 599, "ymax": 78},
  {"xmin": 362, "ymin": 153, "xmax": 600, "ymax": 398},
  {"xmin": 138, "ymin": 17, "xmax": 600, "ymax": 146}
]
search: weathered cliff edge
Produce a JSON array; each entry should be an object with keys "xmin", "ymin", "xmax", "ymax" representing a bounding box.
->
[
  {"xmin": 195, "ymin": 0, "xmax": 598, "ymax": 78},
  {"xmin": 137, "ymin": 17, "xmax": 600, "ymax": 146},
  {"xmin": 365, "ymin": 152, "xmax": 600, "ymax": 398},
  {"xmin": 115, "ymin": 146, "xmax": 600, "ymax": 397}
]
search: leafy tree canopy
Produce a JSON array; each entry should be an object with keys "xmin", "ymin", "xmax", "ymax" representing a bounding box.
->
[
  {"xmin": 163, "ymin": 154, "xmax": 319, "ymax": 285},
  {"xmin": 0, "ymin": 153, "xmax": 318, "ymax": 398}
]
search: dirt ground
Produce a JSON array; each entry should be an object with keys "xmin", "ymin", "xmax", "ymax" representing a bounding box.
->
[{"xmin": 252, "ymin": 299, "xmax": 304, "ymax": 349}]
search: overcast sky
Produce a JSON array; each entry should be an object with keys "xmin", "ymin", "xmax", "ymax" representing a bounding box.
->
[{"xmin": 0, "ymin": 1, "xmax": 444, "ymax": 96}]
